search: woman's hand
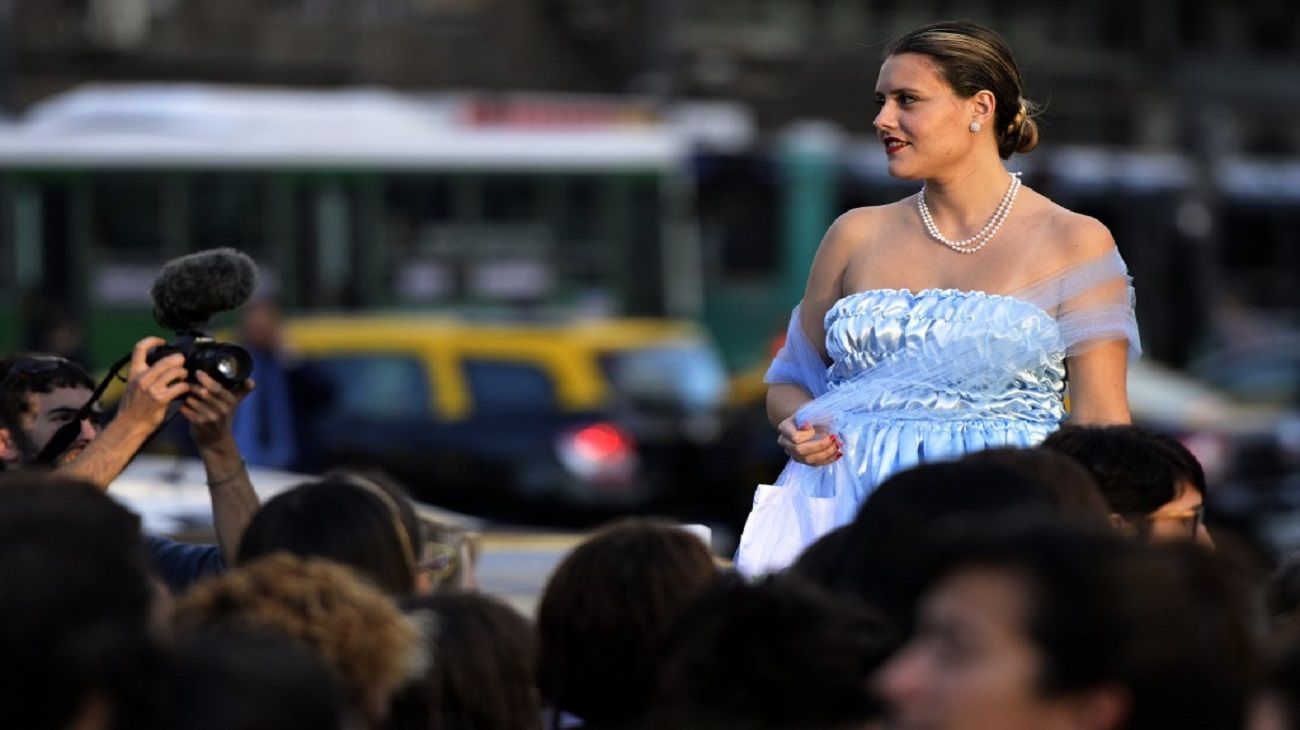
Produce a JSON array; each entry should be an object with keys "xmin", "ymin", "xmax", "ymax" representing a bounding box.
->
[{"xmin": 777, "ymin": 416, "xmax": 841, "ymax": 466}]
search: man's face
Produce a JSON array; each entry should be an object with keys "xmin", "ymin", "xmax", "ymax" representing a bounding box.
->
[
  {"xmin": 2, "ymin": 386, "xmax": 101, "ymax": 466},
  {"xmin": 1146, "ymin": 480, "xmax": 1213, "ymax": 547}
]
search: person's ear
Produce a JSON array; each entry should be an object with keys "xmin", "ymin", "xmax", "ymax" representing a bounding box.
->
[
  {"xmin": 0, "ymin": 427, "xmax": 21, "ymax": 464},
  {"xmin": 971, "ymin": 90, "xmax": 996, "ymax": 128},
  {"xmin": 1108, "ymin": 513, "xmax": 1135, "ymax": 537},
  {"xmin": 1065, "ymin": 684, "xmax": 1131, "ymax": 730}
]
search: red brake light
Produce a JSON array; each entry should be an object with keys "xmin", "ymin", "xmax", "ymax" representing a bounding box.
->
[
  {"xmin": 557, "ymin": 422, "xmax": 638, "ymax": 487},
  {"xmin": 572, "ymin": 423, "xmax": 634, "ymax": 462}
]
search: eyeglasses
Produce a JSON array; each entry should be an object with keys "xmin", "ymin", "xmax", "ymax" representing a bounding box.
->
[
  {"xmin": 1143, "ymin": 503, "xmax": 1206, "ymax": 539},
  {"xmin": 417, "ymin": 542, "xmax": 459, "ymax": 583}
]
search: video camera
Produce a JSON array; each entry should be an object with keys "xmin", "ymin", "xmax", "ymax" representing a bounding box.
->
[
  {"xmin": 33, "ymin": 248, "xmax": 258, "ymax": 465},
  {"xmin": 143, "ymin": 248, "xmax": 257, "ymax": 390}
]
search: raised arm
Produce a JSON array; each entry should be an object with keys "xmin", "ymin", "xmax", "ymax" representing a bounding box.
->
[
  {"xmin": 181, "ymin": 371, "xmax": 259, "ymax": 563},
  {"xmin": 57, "ymin": 337, "xmax": 189, "ymax": 490}
]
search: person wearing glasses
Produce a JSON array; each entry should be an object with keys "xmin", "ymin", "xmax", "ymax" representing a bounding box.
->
[
  {"xmin": 874, "ymin": 522, "xmax": 1250, "ymax": 730},
  {"xmin": 0, "ymin": 337, "xmax": 259, "ymax": 591},
  {"xmin": 1041, "ymin": 424, "xmax": 1213, "ymax": 547}
]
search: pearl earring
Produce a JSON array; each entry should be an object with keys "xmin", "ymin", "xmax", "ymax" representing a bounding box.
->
[{"xmin": 969, "ymin": 121, "xmax": 981, "ymax": 133}]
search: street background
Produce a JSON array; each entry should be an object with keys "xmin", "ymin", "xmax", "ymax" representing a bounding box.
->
[{"xmin": 3, "ymin": 1, "xmax": 1300, "ymax": 602}]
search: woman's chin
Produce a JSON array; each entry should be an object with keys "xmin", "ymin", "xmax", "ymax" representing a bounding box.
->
[{"xmin": 884, "ymin": 159, "xmax": 923, "ymax": 180}]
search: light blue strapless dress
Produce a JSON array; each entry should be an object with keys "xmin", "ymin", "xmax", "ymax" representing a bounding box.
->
[
  {"xmin": 824, "ymin": 287, "xmax": 1066, "ymax": 496},
  {"xmin": 735, "ymin": 287, "xmax": 1068, "ymax": 575}
]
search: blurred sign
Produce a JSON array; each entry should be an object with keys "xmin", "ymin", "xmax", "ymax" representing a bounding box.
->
[
  {"xmin": 461, "ymin": 97, "xmax": 660, "ymax": 129},
  {"xmin": 469, "ymin": 259, "xmax": 554, "ymax": 299},
  {"xmin": 396, "ymin": 261, "xmax": 454, "ymax": 302},
  {"xmin": 94, "ymin": 264, "xmax": 156, "ymax": 305}
]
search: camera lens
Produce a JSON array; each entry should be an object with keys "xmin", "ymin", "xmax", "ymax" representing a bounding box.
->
[
  {"xmin": 215, "ymin": 355, "xmax": 242, "ymax": 380},
  {"xmin": 191, "ymin": 343, "xmax": 253, "ymax": 390}
]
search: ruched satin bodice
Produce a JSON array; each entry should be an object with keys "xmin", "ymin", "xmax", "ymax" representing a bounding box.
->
[
  {"xmin": 737, "ymin": 255, "xmax": 1141, "ymax": 577},
  {"xmin": 824, "ymin": 288, "xmax": 1067, "ymax": 425}
]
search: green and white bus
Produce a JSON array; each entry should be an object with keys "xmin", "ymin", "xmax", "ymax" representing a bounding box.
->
[{"xmin": 0, "ymin": 84, "xmax": 702, "ymax": 366}]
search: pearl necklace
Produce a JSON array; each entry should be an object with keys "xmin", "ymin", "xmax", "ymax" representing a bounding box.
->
[{"xmin": 917, "ymin": 172, "xmax": 1022, "ymax": 254}]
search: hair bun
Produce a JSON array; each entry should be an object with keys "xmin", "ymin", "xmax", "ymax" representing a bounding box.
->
[{"xmin": 999, "ymin": 99, "xmax": 1039, "ymax": 158}]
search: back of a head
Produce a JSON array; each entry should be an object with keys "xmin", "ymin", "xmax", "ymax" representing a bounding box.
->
[
  {"xmin": 153, "ymin": 631, "xmax": 346, "ymax": 730},
  {"xmin": 789, "ymin": 525, "xmax": 852, "ymax": 587},
  {"xmin": 961, "ymin": 446, "xmax": 1111, "ymax": 522},
  {"xmin": 827, "ymin": 460, "xmax": 1057, "ymax": 630},
  {"xmin": 1041, "ymin": 425, "xmax": 1196, "ymax": 516},
  {"xmin": 238, "ymin": 478, "xmax": 417, "ymax": 596},
  {"xmin": 389, "ymin": 592, "xmax": 540, "ymax": 730},
  {"xmin": 918, "ymin": 521, "xmax": 1252, "ymax": 730},
  {"xmin": 1257, "ymin": 620, "xmax": 1300, "ymax": 730},
  {"xmin": 172, "ymin": 553, "xmax": 422, "ymax": 728},
  {"xmin": 0, "ymin": 474, "xmax": 157, "ymax": 730},
  {"xmin": 324, "ymin": 469, "xmax": 425, "ymax": 561},
  {"xmin": 654, "ymin": 574, "xmax": 896, "ymax": 730},
  {"xmin": 536, "ymin": 519, "xmax": 719, "ymax": 727}
]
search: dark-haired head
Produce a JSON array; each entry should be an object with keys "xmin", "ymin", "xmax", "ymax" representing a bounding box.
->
[
  {"xmin": 876, "ymin": 520, "xmax": 1253, "ymax": 730},
  {"xmin": 883, "ymin": 20, "xmax": 1039, "ymax": 159},
  {"xmin": 389, "ymin": 592, "xmax": 540, "ymax": 730},
  {"xmin": 0, "ymin": 474, "xmax": 158, "ymax": 730},
  {"xmin": 1041, "ymin": 425, "xmax": 1213, "ymax": 545},
  {"xmin": 798, "ymin": 460, "xmax": 1057, "ymax": 633},
  {"xmin": 237, "ymin": 478, "xmax": 418, "ymax": 596},
  {"xmin": 655, "ymin": 574, "xmax": 896, "ymax": 730},
  {"xmin": 536, "ymin": 519, "xmax": 719, "ymax": 728},
  {"xmin": 960, "ymin": 446, "xmax": 1111, "ymax": 523},
  {"xmin": 0, "ymin": 354, "xmax": 96, "ymax": 467},
  {"xmin": 1255, "ymin": 619, "xmax": 1300, "ymax": 730},
  {"xmin": 152, "ymin": 630, "xmax": 346, "ymax": 730}
]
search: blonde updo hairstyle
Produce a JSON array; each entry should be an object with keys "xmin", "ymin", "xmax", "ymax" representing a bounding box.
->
[{"xmin": 885, "ymin": 20, "xmax": 1040, "ymax": 159}]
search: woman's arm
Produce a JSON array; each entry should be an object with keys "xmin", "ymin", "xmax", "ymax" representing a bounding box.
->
[
  {"xmin": 1066, "ymin": 340, "xmax": 1131, "ymax": 425},
  {"xmin": 1053, "ymin": 212, "xmax": 1134, "ymax": 426},
  {"xmin": 764, "ymin": 210, "xmax": 870, "ymax": 465}
]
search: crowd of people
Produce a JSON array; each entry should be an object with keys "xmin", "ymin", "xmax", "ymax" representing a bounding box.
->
[
  {"xmin": 3, "ymin": 17, "xmax": 1298, "ymax": 730},
  {"xmin": 1, "ymin": 335, "xmax": 1300, "ymax": 730}
]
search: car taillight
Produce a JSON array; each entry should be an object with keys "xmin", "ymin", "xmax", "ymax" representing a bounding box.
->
[{"xmin": 557, "ymin": 422, "xmax": 638, "ymax": 487}]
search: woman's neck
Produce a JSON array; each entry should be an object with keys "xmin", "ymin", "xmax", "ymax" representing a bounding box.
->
[{"xmin": 920, "ymin": 159, "xmax": 1016, "ymax": 234}]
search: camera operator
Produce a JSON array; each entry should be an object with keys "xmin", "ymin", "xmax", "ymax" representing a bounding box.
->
[{"xmin": 0, "ymin": 336, "xmax": 260, "ymax": 593}]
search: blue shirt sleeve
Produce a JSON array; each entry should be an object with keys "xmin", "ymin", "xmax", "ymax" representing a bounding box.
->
[{"xmin": 146, "ymin": 534, "xmax": 226, "ymax": 594}]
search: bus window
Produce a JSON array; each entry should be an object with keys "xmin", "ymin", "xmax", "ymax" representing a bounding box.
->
[
  {"xmin": 88, "ymin": 173, "xmax": 165, "ymax": 311},
  {"xmin": 483, "ymin": 175, "xmax": 538, "ymax": 222},
  {"xmin": 91, "ymin": 173, "xmax": 162, "ymax": 262},
  {"xmin": 191, "ymin": 173, "xmax": 270, "ymax": 263},
  {"xmin": 383, "ymin": 174, "xmax": 455, "ymax": 304}
]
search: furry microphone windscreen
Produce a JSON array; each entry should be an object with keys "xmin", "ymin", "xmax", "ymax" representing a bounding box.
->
[{"xmin": 150, "ymin": 248, "xmax": 259, "ymax": 332}]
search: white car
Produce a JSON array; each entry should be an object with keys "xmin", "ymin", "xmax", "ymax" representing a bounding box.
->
[{"xmin": 109, "ymin": 454, "xmax": 482, "ymax": 536}]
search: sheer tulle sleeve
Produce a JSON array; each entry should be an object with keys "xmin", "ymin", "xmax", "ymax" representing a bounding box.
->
[
  {"xmin": 1016, "ymin": 247, "xmax": 1141, "ymax": 362},
  {"xmin": 762, "ymin": 303, "xmax": 831, "ymax": 399}
]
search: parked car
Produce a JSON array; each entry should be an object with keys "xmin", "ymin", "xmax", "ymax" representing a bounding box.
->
[{"xmin": 279, "ymin": 315, "xmax": 740, "ymax": 525}]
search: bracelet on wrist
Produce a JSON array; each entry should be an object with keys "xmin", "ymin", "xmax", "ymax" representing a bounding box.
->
[{"xmin": 207, "ymin": 460, "xmax": 248, "ymax": 487}]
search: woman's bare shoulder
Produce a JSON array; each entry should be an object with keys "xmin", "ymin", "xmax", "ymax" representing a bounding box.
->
[
  {"xmin": 821, "ymin": 201, "xmax": 908, "ymax": 257},
  {"xmin": 1040, "ymin": 200, "xmax": 1119, "ymax": 265}
]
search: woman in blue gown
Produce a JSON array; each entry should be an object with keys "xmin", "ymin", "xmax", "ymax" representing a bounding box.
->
[{"xmin": 736, "ymin": 21, "xmax": 1141, "ymax": 575}]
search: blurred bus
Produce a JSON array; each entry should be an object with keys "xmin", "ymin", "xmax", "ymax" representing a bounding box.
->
[{"xmin": 0, "ymin": 84, "xmax": 701, "ymax": 366}]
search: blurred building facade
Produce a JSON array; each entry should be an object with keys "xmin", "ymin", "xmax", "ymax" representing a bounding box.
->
[
  {"xmin": 8, "ymin": 0, "xmax": 1300, "ymax": 154},
  {"xmin": 3, "ymin": 0, "xmax": 1300, "ymax": 366}
]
